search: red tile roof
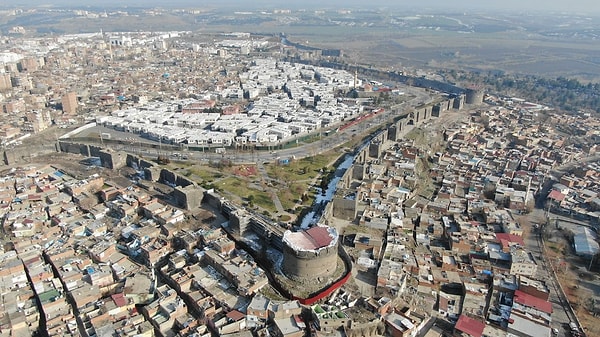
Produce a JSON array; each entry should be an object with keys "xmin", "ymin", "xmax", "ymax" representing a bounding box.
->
[
  {"xmin": 304, "ymin": 226, "xmax": 334, "ymax": 249},
  {"xmin": 285, "ymin": 226, "xmax": 336, "ymax": 251},
  {"xmin": 111, "ymin": 293, "xmax": 128, "ymax": 307},
  {"xmin": 548, "ymin": 190, "xmax": 565, "ymax": 201},
  {"xmin": 226, "ymin": 310, "xmax": 246, "ymax": 321},
  {"xmin": 455, "ymin": 315, "xmax": 485, "ymax": 337},
  {"xmin": 514, "ymin": 290, "xmax": 553, "ymax": 314},
  {"xmin": 495, "ymin": 233, "xmax": 525, "ymax": 246}
]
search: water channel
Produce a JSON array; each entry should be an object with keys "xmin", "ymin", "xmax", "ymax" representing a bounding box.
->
[
  {"xmin": 299, "ymin": 153, "xmax": 354, "ymax": 229},
  {"xmin": 297, "ymin": 131, "xmax": 378, "ymax": 229}
]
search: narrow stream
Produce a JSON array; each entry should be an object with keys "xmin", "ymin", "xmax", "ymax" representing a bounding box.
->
[{"xmin": 299, "ymin": 153, "xmax": 355, "ymax": 229}]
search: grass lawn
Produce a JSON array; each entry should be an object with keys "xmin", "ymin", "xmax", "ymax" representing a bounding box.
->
[
  {"xmin": 274, "ymin": 182, "xmax": 313, "ymax": 212},
  {"xmin": 266, "ymin": 151, "xmax": 341, "ymax": 210},
  {"xmin": 266, "ymin": 153, "xmax": 337, "ymax": 181},
  {"xmin": 170, "ymin": 149, "xmax": 342, "ymax": 219},
  {"xmin": 168, "ymin": 152, "xmax": 340, "ymax": 219},
  {"xmin": 184, "ymin": 165, "xmax": 224, "ymax": 181},
  {"xmin": 217, "ymin": 176, "xmax": 276, "ymax": 213},
  {"xmin": 252, "ymin": 193, "xmax": 276, "ymax": 214}
]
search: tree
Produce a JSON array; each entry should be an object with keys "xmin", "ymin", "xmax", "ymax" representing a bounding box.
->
[
  {"xmin": 584, "ymin": 297, "xmax": 597, "ymax": 313},
  {"xmin": 246, "ymin": 195, "xmax": 255, "ymax": 208},
  {"xmin": 157, "ymin": 155, "xmax": 170, "ymax": 164}
]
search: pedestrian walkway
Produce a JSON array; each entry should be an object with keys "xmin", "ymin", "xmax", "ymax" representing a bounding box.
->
[{"xmin": 256, "ymin": 162, "xmax": 285, "ymax": 215}]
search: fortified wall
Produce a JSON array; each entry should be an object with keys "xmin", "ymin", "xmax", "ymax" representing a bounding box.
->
[{"xmin": 328, "ymin": 96, "xmax": 464, "ymax": 221}]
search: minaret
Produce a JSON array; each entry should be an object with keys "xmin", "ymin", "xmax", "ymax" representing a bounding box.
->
[{"xmin": 354, "ymin": 68, "xmax": 358, "ymax": 90}]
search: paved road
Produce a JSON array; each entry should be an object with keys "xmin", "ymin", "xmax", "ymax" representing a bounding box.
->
[{"xmin": 524, "ymin": 221, "xmax": 579, "ymax": 337}]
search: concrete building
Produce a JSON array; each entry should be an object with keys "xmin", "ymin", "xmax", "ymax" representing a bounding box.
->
[
  {"xmin": 510, "ymin": 249, "xmax": 537, "ymax": 277},
  {"xmin": 247, "ymin": 294, "xmax": 270, "ymax": 327},
  {"xmin": 0, "ymin": 73, "xmax": 11, "ymax": 90},
  {"xmin": 61, "ymin": 92, "xmax": 78, "ymax": 115},
  {"xmin": 383, "ymin": 311, "xmax": 419, "ymax": 337}
]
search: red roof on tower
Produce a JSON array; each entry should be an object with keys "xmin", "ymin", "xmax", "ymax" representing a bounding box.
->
[{"xmin": 304, "ymin": 226, "xmax": 333, "ymax": 249}]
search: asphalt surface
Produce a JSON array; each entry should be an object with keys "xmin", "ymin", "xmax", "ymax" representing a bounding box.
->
[{"xmin": 523, "ymin": 211, "xmax": 583, "ymax": 337}]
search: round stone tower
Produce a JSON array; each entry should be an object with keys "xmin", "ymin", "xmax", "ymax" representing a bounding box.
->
[{"xmin": 282, "ymin": 225, "xmax": 339, "ymax": 281}]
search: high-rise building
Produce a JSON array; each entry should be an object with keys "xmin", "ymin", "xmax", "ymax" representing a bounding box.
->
[
  {"xmin": 0, "ymin": 73, "xmax": 11, "ymax": 90},
  {"xmin": 18, "ymin": 57, "xmax": 40, "ymax": 72},
  {"xmin": 61, "ymin": 92, "xmax": 78, "ymax": 114}
]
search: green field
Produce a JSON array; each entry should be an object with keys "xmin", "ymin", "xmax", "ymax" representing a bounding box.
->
[{"xmin": 266, "ymin": 151, "xmax": 342, "ymax": 211}]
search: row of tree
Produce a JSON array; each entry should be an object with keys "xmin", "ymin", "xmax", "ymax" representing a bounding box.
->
[{"xmin": 443, "ymin": 70, "xmax": 600, "ymax": 114}]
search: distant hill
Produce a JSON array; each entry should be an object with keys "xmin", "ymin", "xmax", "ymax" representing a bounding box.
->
[{"xmin": 4, "ymin": 0, "xmax": 599, "ymax": 14}]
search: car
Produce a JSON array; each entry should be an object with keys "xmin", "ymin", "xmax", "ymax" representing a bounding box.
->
[{"xmin": 552, "ymin": 328, "xmax": 558, "ymax": 335}]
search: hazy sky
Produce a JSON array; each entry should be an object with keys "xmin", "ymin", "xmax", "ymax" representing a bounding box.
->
[{"xmin": 4, "ymin": 0, "xmax": 600, "ymax": 14}]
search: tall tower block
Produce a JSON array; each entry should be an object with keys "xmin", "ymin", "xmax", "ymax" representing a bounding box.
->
[{"xmin": 61, "ymin": 92, "xmax": 78, "ymax": 115}]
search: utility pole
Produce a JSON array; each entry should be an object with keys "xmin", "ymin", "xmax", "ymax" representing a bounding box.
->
[{"xmin": 158, "ymin": 136, "xmax": 162, "ymax": 156}]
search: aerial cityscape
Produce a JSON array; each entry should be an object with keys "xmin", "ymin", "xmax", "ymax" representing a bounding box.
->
[{"xmin": 0, "ymin": 1, "xmax": 599, "ymax": 337}]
